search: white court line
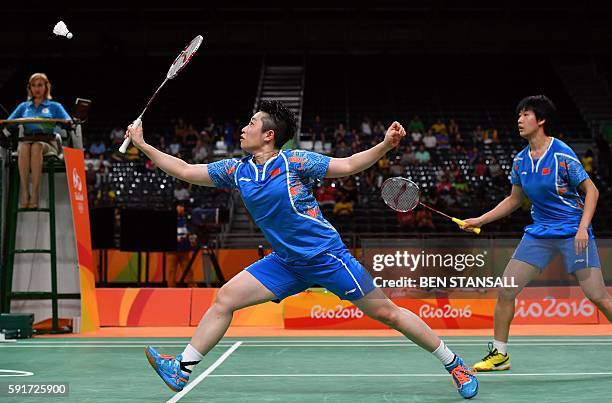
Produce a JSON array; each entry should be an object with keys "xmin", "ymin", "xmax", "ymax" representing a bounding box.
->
[
  {"xmin": 206, "ymin": 372, "xmax": 612, "ymax": 378},
  {"xmin": 167, "ymin": 341, "xmax": 241, "ymax": 403},
  {"xmin": 17, "ymin": 337, "xmax": 612, "ymax": 344},
  {"xmin": 2, "ymin": 342, "xmax": 612, "ymax": 348}
]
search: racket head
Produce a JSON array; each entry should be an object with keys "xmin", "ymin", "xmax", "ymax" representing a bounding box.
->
[
  {"xmin": 381, "ymin": 177, "xmax": 421, "ymax": 212},
  {"xmin": 166, "ymin": 35, "xmax": 203, "ymax": 79}
]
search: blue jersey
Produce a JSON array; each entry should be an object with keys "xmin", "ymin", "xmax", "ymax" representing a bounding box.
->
[
  {"xmin": 207, "ymin": 149, "xmax": 345, "ymax": 262},
  {"xmin": 510, "ymin": 137, "xmax": 591, "ymax": 238},
  {"xmin": 8, "ymin": 100, "xmax": 70, "ymax": 134}
]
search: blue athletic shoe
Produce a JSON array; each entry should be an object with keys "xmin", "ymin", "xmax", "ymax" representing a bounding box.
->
[
  {"xmin": 445, "ymin": 355, "xmax": 479, "ymax": 399},
  {"xmin": 145, "ymin": 346, "xmax": 189, "ymax": 392}
]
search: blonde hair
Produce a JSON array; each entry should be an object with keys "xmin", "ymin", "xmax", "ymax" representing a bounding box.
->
[{"xmin": 27, "ymin": 73, "xmax": 52, "ymax": 100}]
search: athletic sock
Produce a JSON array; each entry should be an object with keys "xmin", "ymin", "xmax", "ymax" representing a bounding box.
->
[
  {"xmin": 180, "ymin": 344, "xmax": 205, "ymax": 376},
  {"xmin": 493, "ymin": 340, "xmax": 508, "ymax": 355},
  {"xmin": 432, "ymin": 340, "xmax": 456, "ymax": 366}
]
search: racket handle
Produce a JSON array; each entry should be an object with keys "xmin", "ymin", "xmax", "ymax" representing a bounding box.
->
[
  {"xmin": 452, "ymin": 217, "xmax": 481, "ymax": 235},
  {"xmin": 118, "ymin": 118, "xmax": 142, "ymax": 154}
]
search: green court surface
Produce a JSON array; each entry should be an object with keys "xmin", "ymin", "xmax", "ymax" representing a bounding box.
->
[{"xmin": 1, "ymin": 336, "xmax": 611, "ymax": 402}]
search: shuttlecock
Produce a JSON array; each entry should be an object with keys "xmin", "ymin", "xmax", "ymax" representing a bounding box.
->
[{"xmin": 53, "ymin": 21, "xmax": 73, "ymax": 39}]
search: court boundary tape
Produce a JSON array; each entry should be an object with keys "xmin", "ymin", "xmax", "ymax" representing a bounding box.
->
[
  {"xmin": 166, "ymin": 341, "xmax": 241, "ymax": 403},
  {"xmin": 204, "ymin": 372, "xmax": 612, "ymax": 378}
]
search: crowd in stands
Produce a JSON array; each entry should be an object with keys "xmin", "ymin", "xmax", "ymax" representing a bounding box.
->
[{"xmin": 81, "ymin": 112, "xmax": 610, "ymax": 234}]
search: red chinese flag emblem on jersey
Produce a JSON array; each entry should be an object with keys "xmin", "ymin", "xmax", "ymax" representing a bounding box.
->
[{"xmin": 542, "ymin": 167, "xmax": 550, "ymax": 175}]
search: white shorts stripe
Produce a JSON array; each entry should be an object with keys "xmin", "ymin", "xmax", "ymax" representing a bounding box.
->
[{"xmin": 325, "ymin": 252, "xmax": 365, "ymax": 298}]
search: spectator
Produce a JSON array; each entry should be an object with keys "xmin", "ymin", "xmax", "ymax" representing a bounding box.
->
[
  {"xmin": 88, "ymin": 139, "xmax": 107, "ymax": 157},
  {"xmin": 436, "ymin": 175, "xmax": 453, "ymax": 194},
  {"xmin": 416, "ymin": 209, "xmax": 434, "ymax": 231},
  {"xmin": 183, "ymin": 125, "xmax": 199, "ymax": 148},
  {"xmin": 223, "ymin": 121, "xmax": 236, "ymax": 153},
  {"xmin": 174, "ymin": 117, "xmax": 187, "ymax": 139},
  {"xmin": 168, "ymin": 136, "xmax": 182, "ymax": 156},
  {"xmin": 448, "ymin": 118, "xmax": 460, "ymax": 136},
  {"xmin": 192, "ymin": 139, "xmax": 209, "ymax": 163},
  {"xmin": 167, "ymin": 203, "xmax": 195, "ymax": 287},
  {"xmin": 472, "ymin": 125, "xmax": 484, "ymax": 143},
  {"xmin": 315, "ymin": 181, "xmax": 336, "ymax": 207},
  {"xmin": 435, "ymin": 132, "xmax": 450, "ymax": 150},
  {"xmin": 109, "ymin": 126, "xmax": 124, "ymax": 146},
  {"xmin": 397, "ymin": 210, "xmax": 416, "ymax": 229},
  {"xmin": 333, "ymin": 193, "xmax": 354, "ymax": 216},
  {"xmin": 341, "ymin": 177, "xmax": 358, "ymax": 203},
  {"xmin": 334, "ymin": 139, "xmax": 352, "ymax": 158},
  {"xmin": 452, "ymin": 175, "xmax": 469, "ymax": 195},
  {"xmin": 410, "ymin": 129, "xmax": 423, "ymax": 145},
  {"xmin": 415, "ymin": 145, "xmax": 431, "ymax": 164},
  {"xmin": 203, "ymin": 116, "xmax": 216, "ymax": 136},
  {"xmin": 334, "ymin": 123, "xmax": 346, "ymax": 141},
  {"xmin": 407, "ymin": 115, "xmax": 425, "ymax": 133},
  {"xmin": 373, "ymin": 121, "xmax": 386, "ymax": 141},
  {"xmin": 430, "ymin": 118, "xmax": 447, "ymax": 135},
  {"xmin": 158, "ymin": 136, "xmax": 169, "ymax": 153},
  {"xmin": 467, "ymin": 146, "xmax": 480, "ymax": 164},
  {"xmin": 173, "ymin": 181, "xmax": 191, "ymax": 202},
  {"xmin": 422, "ymin": 129, "xmax": 437, "ymax": 149},
  {"xmin": 400, "ymin": 146, "xmax": 416, "ymax": 166},
  {"xmin": 582, "ymin": 149, "xmax": 594, "ymax": 174},
  {"xmin": 488, "ymin": 157, "xmax": 505, "ymax": 185},
  {"xmin": 473, "ymin": 157, "xmax": 488, "ymax": 177},
  {"xmin": 361, "ymin": 116, "xmax": 372, "ymax": 137},
  {"xmin": 311, "ymin": 115, "xmax": 325, "ymax": 147},
  {"xmin": 389, "ymin": 160, "xmax": 404, "ymax": 176},
  {"xmin": 448, "ymin": 162, "xmax": 461, "ymax": 181},
  {"xmin": 483, "ymin": 127, "xmax": 499, "ymax": 144}
]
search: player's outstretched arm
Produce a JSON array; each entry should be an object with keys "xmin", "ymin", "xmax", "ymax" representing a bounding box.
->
[
  {"xmin": 462, "ymin": 185, "xmax": 525, "ymax": 230},
  {"xmin": 125, "ymin": 123, "xmax": 215, "ymax": 187},
  {"xmin": 327, "ymin": 121, "xmax": 405, "ymax": 178}
]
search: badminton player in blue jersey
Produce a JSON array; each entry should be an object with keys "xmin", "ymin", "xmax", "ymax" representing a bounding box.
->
[
  {"xmin": 125, "ymin": 100, "xmax": 478, "ymax": 399},
  {"xmin": 462, "ymin": 95, "xmax": 612, "ymax": 371}
]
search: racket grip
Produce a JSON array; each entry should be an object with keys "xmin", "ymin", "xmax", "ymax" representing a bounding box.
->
[
  {"xmin": 118, "ymin": 118, "xmax": 142, "ymax": 154},
  {"xmin": 452, "ymin": 217, "xmax": 481, "ymax": 235}
]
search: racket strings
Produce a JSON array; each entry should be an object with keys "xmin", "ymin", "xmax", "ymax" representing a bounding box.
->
[{"xmin": 381, "ymin": 178, "xmax": 420, "ymax": 212}]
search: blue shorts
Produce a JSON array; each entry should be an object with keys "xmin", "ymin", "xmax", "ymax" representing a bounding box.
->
[
  {"xmin": 512, "ymin": 233, "xmax": 601, "ymax": 273},
  {"xmin": 245, "ymin": 248, "xmax": 376, "ymax": 301}
]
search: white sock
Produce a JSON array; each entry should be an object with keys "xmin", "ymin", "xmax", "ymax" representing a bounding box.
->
[
  {"xmin": 180, "ymin": 344, "xmax": 205, "ymax": 376},
  {"xmin": 493, "ymin": 340, "xmax": 508, "ymax": 355},
  {"xmin": 432, "ymin": 340, "xmax": 456, "ymax": 366}
]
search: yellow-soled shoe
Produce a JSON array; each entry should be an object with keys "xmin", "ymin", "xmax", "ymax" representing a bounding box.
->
[{"xmin": 473, "ymin": 342, "xmax": 511, "ymax": 372}]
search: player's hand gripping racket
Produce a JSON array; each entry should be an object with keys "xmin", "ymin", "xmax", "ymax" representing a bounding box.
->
[
  {"xmin": 119, "ymin": 35, "xmax": 203, "ymax": 153},
  {"xmin": 381, "ymin": 177, "xmax": 481, "ymax": 234}
]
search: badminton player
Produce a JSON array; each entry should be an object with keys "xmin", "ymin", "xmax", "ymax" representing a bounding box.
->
[
  {"xmin": 125, "ymin": 101, "xmax": 478, "ymax": 399},
  {"xmin": 461, "ymin": 95, "xmax": 612, "ymax": 371}
]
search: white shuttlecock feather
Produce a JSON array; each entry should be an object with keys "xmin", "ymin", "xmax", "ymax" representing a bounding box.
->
[{"xmin": 53, "ymin": 21, "xmax": 73, "ymax": 39}]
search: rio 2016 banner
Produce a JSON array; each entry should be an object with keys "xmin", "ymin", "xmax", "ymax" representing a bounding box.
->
[
  {"xmin": 283, "ymin": 288, "xmax": 603, "ymax": 329},
  {"xmin": 64, "ymin": 148, "xmax": 100, "ymax": 332}
]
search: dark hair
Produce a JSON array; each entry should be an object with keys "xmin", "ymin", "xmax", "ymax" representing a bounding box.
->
[
  {"xmin": 515, "ymin": 95, "xmax": 557, "ymax": 135},
  {"xmin": 257, "ymin": 100, "xmax": 297, "ymax": 148}
]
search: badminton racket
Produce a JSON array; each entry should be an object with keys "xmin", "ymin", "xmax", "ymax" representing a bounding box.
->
[
  {"xmin": 381, "ymin": 177, "xmax": 481, "ymax": 234},
  {"xmin": 119, "ymin": 35, "xmax": 203, "ymax": 153}
]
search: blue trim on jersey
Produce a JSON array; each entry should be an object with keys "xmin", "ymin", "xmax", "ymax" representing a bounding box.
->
[{"xmin": 510, "ymin": 138, "xmax": 592, "ymax": 238}]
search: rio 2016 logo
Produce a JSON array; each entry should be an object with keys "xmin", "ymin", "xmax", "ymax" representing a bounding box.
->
[
  {"xmin": 310, "ymin": 305, "xmax": 364, "ymax": 319},
  {"xmin": 514, "ymin": 297, "xmax": 595, "ymax": 318},
  {"xmin": 418, "ymin": 304, "xmax": 473, "ymax": 319}
]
